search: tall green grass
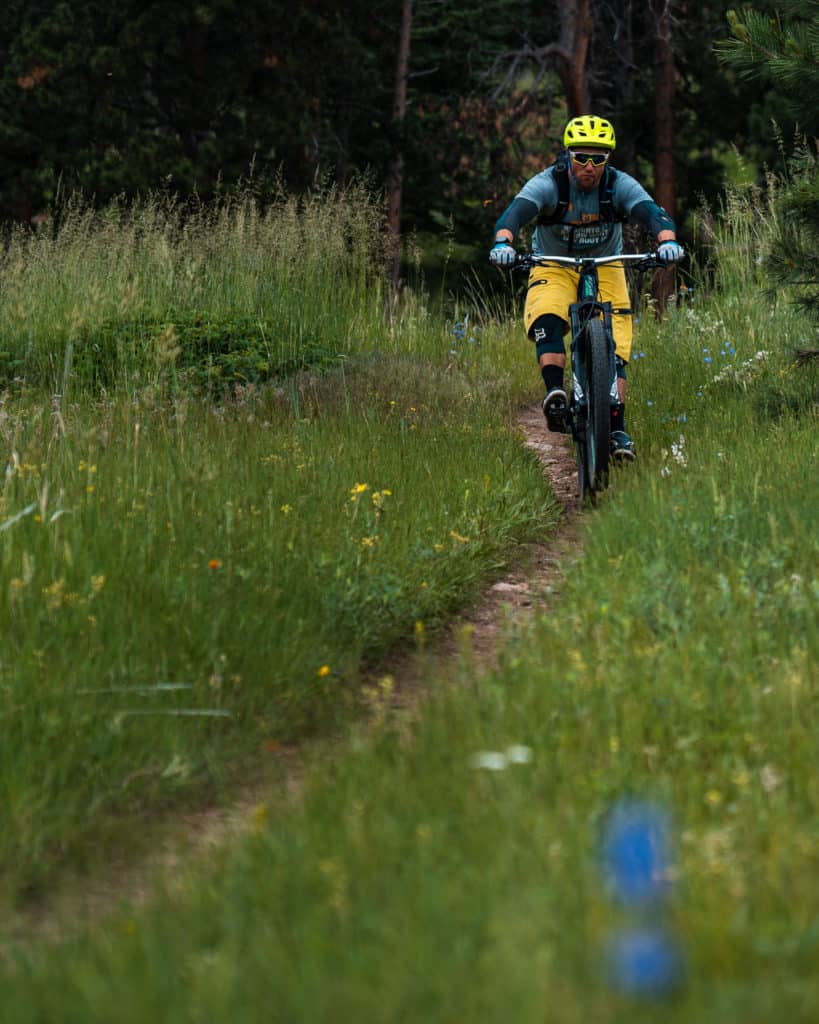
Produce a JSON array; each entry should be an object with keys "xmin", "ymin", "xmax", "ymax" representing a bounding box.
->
[
  {"xmin": 3, "ymin": 184, "xmax": 817, "ymax": 1019},
  {"xmin": 0, "ymin": 181, "xmax": 529, "ymax": 393},
  {"xmin": 0, "ymin": 182, "xmax": 553, "ymax": 899},
  {"xmin": 0, "ymin": 364, "xmax": 556, "ymax": 900},
  {"xmin": 0, "ymin": 182, "xmax": 434, "ymax": 389},
  {"xmin": 0, "ymin": 182, "xmax": 385, "ymax": 388}
]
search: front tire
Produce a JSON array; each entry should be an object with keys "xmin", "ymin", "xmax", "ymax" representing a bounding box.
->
[{"xmin": 585, "ymin": 319, "xmax": 612, "ymax": 492}]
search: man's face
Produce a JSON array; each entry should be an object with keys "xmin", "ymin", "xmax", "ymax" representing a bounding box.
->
[{"xmin": 569, "ymin": 148, "xmax": 609, "ymax": 191}]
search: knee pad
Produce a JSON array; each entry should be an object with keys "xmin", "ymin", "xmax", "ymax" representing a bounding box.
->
[{"xmin": 530, "ymin": 314, "xmax": 567, "ymax": 359}]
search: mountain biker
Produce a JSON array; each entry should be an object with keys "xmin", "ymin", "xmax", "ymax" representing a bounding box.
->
[{"xmin": 489, "ymin": 114, "xmax": 684, "ymax": 461}]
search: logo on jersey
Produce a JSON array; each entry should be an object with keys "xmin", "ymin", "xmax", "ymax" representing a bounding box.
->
[{"xmin": 555, "ymin": 221, "xmax": 615, "ymax": 248}]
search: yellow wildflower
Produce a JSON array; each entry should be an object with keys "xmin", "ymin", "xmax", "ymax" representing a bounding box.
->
[
  {"xmin": 42, "ymin": 579, "xmax": 66, "ymax": 612},
  {"xmin": 252, "ymin": 803, "xmax": 269, "ymax": 833}
]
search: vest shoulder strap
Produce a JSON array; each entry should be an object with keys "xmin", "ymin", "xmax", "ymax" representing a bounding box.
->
[
  {"xmin": 537, "ymin": 155, "xmax": 570, "ymax": 226},
  {"xmin": 537, "ymin": 159, "xmax": 626, "ymax": 225}
]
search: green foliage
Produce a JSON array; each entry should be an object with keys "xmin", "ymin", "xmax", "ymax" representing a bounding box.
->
[
  {"xmin": 3, "ymin": 185, "xmax": 819, "ymax": 1020},
  {"xmin": 56, "ymin": 314, "xmax": 346, "ymax": 393},
  {"xmin": 762, "ymin": 142, "xmax": 819, "ymax": 322},
  {"xmin": 722, "ymin": 4, "xmax": 819, "ymax": 129},
  {"xmin": 719, "ymin": 4, "xmax": 819, "ymax": 322},
  {"xmin": 0, "ymin": 0, "xmax": 813, "ymax": 295},
  {"xmin": 0, "ymin": 180, "xmax": 389, "ymax": 390},
  {"xmin": 0, "ymin": 365, "xmax": 556, "ymax": 901},
  {"xmin": 0, "ymin": 0, "xmax": 400, "ymax": 219},
  {"xmin": 0, "ymin": 182, "xmax": 545, "ymax": 900}
]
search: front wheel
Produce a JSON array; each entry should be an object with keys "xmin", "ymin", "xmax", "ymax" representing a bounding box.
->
[{"xmin": 584, "ymin": 318, "xmax": 612, "ymax": 493}]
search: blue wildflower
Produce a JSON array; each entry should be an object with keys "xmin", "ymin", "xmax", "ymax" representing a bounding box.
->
[
  {"xmin": 608, "ymin": 927, "xmax": 683, "ymax": 997},
  {"xmin": 601, "ymin": 800, "xmax": 672, "ymax": 907}
]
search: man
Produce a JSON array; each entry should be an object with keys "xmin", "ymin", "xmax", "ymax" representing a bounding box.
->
[{"xmin": 489, "ymin": 114, "xmax": 684, "ymax": 460}]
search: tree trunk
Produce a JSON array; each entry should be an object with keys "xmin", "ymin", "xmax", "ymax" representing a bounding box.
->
[
  {"xmin": 386, "ymin": 0, "xmax": 413, "ymax": 291},
  {"xmin": 556, "ymin": 0, "xmax": 591, "ymax": 117},
  {"xmin": 651, "ymin": 0, "xmax": 677, "ymax": 314},
  {"xmin": 614, "ymin": 0, "xmax": 638, "ymax": 177}
]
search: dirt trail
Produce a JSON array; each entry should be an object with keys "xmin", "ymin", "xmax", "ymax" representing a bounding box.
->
[
  {"xmin": 405, "ymin": 404, "xmax": 583, "ymax": 682},
  {"xmin": 4, "ymin": 405, "xmax": 584, "ymax": 948},
  {"xmin": 458, "ymin": 404, "xmax": 583, "ymax": 667}
]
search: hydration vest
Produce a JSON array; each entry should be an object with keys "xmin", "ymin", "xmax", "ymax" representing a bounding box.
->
[{"xmin": 537, "ymin": 151, "xmax": 627, "ymax": 228}]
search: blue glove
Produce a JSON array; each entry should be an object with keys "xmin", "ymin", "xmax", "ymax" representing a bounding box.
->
[
  {"xmin": 489, "ymin": 240, "xmax": 516, "ymax": 267},
  {"xmin": 657, "ymin": 241, "xmax": 684, "ymax": 265}
]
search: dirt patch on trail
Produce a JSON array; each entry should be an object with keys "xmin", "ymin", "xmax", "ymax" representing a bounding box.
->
[
  {"xmin": 423, "ymin": 403, "xmax": 584, "ymax": 674},
  {"xmin": 3, "ymin": 405, "xmax": 584, "ymax": 949}
]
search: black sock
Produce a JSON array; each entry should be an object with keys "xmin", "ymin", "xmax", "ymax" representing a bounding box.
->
[
  {"xmin": 611, "ymin": 402, "xmax": 626, "ymax": 432},
  {"xmin": 541, "ymin": 365, "xmax": 564, "ymax": 394}
]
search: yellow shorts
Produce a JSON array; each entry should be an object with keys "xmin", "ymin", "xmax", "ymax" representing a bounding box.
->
[{"xmin": 523, "ymin": 263, "xmax": 634, "ymax": 361}]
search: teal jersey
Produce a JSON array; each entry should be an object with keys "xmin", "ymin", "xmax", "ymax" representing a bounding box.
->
[{"xmin": 516, "ymin": 166, "xmax": 653, "ymax": 257}]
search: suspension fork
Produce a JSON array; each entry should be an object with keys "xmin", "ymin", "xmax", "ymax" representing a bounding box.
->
[{"xmin": 569, "ymin": 264, "xmax": 618, "ymax": 411}]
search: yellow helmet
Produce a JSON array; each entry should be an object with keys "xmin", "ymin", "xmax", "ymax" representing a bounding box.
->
[{"xmin": 563, "ymin": 115, "xmax": 616, "ymax": 151}]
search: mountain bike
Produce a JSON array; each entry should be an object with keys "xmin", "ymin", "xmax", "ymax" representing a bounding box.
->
[{"xmin": 515, "ymin": 252, "xmax": 660, "ymax": 502}]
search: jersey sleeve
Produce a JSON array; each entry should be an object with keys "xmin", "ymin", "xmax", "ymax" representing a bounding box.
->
[
  {"xmin": 516, "ymin": 169, "xmax": 559, "ymax": 215},
  {"xmin": 612, "ymin": 170, "xmax": 654, "ymax": 215},
  {"xmin": 613, "ymin": 170, "xmax": 677, "ymax": 235},
  {"xmin": 493, "ymin": 169, "xmax": 559, "ymax": 239},
  {"xmin": 493, "ymin": 197, "xmax": 539, "ymax": 237}
]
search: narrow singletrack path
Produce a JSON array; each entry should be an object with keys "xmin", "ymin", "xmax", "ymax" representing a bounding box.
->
[{"xmin": 431, "ymin": 404, "xmax": 583, "ymax": 673}]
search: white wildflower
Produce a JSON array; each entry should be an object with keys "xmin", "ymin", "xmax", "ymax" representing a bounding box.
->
[
  {"xmin": 760, "ymin": 765, "xmax": 783, "ymax": 793},
  {"xmin": 470, "ymin": 752, "xmax": 508, "ymax": 771},
  {"xmin": 670, "ymin": 435, "xmax": 687, "ymax": 466}
]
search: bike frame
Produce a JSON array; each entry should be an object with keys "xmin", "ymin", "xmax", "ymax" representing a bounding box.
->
[
  {"xmin": 567, "ymin": 258, "xmax": 618, "ymax": 432},
  {"xmin": 515, "ymin": 252, "xmax": 659, "ymax": 498}
]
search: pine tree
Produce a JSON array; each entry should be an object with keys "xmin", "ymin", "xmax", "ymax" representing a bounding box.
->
[{"xmin": 720, "ymin": 3, "xmax": 819, "ymax": 326}]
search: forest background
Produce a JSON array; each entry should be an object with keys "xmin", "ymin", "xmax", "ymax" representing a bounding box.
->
[{"xmin": 0, "ymin": 0, "xmax": 804, "ymax": 285}]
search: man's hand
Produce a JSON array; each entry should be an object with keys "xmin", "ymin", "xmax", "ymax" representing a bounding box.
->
[
  {"xmin": 657, "ymin": 240, "xmax": 684, "ymax": 265},
  {"xmin": 489, "ymin": 241, "xmax": 516, "ymax": 267}
]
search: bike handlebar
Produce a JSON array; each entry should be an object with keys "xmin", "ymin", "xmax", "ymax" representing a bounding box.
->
[{"xmin": 514, "ymin": 252, "xmax": 660, "ymax": 271}]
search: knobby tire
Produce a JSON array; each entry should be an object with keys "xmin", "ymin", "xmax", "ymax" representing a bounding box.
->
[{"xmin": 585, "ymin": 318, "xmax": 611, "ymax": 494}]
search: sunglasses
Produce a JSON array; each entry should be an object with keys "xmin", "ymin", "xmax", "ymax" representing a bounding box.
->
[{"xmin": 569, "ymin": 151, "xmax": 609, "ymax": 167}]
